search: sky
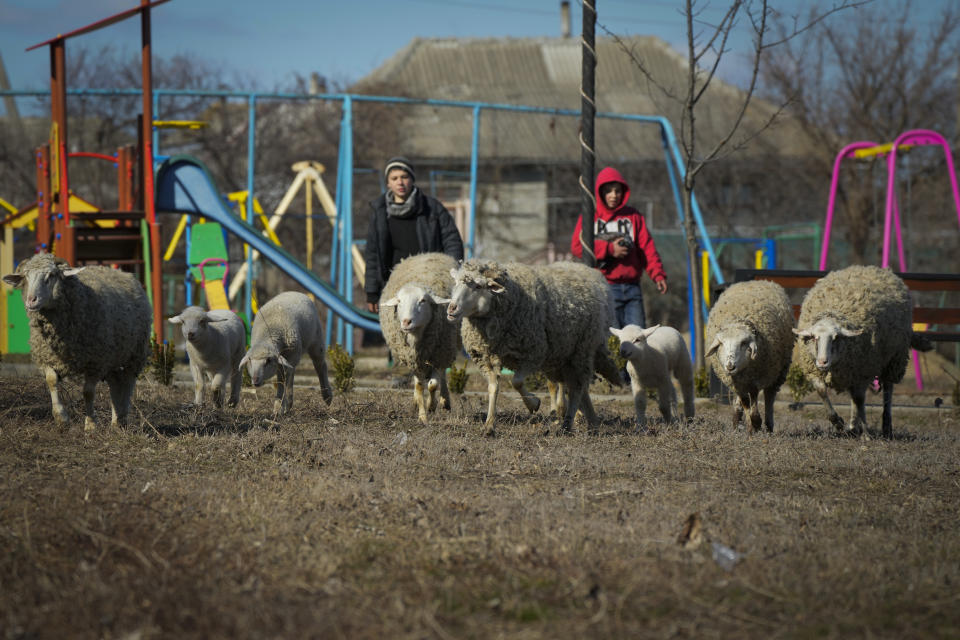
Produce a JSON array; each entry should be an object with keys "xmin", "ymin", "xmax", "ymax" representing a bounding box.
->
[{"xmin": 0, "ymin": 0, "xmax": 951, "ymax": 94}]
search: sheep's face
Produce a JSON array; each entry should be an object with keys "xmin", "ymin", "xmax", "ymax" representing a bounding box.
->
[
  {"xmin": 705, "ymin": 326, "xmax": 756, "ymax": 374},
  {"xmin": 239, "ymin": 348, "xmax": 292, "ymax": 387},
  {"xmin": 610, "ymin": 324, "xmax": 661, "ymax": 361},
  {"xmin": 446, "ymin": 268, "xmax": 504, "ymax": 321},
  {"xmin": 794, "ymin": 318, "xmax": 862, "ymax": 372},
  {"xmin": 3, "ymin": 260, "xmax": 82, "ymax": 312},
  {"xmin": 169, "ymin": 306, "xmax": 220, "ymax": 343},
  {"xmin": 381, "ymin": 284, "xmax": 450, "ymax": 336}
]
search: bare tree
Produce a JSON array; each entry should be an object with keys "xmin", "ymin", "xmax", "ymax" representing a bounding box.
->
[
  {"xmin": 762, "ymin": 0, "xmax": 960, "ymax": 266},
  {"xmin": 606, "ymin": 0, "xmax": 859, "ymax": 368}
]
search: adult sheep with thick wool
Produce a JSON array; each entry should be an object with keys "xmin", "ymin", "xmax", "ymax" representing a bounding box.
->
[
  {"xmin": 445, "ymin": 258, "xmax": 621, "ymax": 434},
  {"xmin": 705, "ymin": 279, "xmax": 794, "ymax": 433},
  {"xmin": 378, "ymin": 252, "xmax": 460, "ymax": 423},
  {"xmin": 610, "ymin": 324, "xmax": 694, "ymax": 430},
  {"xmin": 240, "ymin": 291, "xmax": 333, "ymax": 415},
  {"xmin": 169, "ymin": 306, "xmax": 246, "ymax": 408},
  {"xmin": 793, "ymin": 265, "xmax": 930, "ymax": 439},
  {"xmin": 2, "ymin": 252, "xmax": 151, "ymax": 431}
]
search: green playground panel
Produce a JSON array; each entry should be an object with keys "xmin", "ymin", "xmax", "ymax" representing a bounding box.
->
[
  {"xmin": 6, "ymin": 289, "xmax": 30, "ymax": 353},
  {"xmin": 188, "ymin": 222, "xmax": 228, "ymax": 282}
]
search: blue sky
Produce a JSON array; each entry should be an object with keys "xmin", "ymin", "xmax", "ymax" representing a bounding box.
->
[{"xmin": 0, "ymin": 0, "xmax": 950, "ymax": 93}]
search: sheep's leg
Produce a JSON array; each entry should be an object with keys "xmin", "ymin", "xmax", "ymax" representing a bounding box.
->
[
  {"xmin": 812, "ymin": 378, "xmax": 844, "ymax": 431},
  {"xmin": 628, "ymin": 363, "xmax": 647, "ymax": 431},
  {"xmin": 413, "ymin": 375, "xmax": 429, "ymax": 424},
  {"xmin": 880, "ymin": 380, "xmax": 894, "ymax": 439},
  {"xmin": 308, "ymin": 344, "xmax": 333, "ymax": 405},
  {"xmin": 482, "ymin": 367, "xmax": 499, "ymax": 434},
  {"xmin": 578, "ymin": 389, "xmax": 599, "ymax": 427},
  {"xmin": 546, "ymin": 380, "xmax": 560, "ymax": 416},
  {"xmin": 849, "ymin": 385, "xmax": 869, "ymax": 440},
  {"xmin": 107, "ymin": 374, "xmax": 135, "ymax": 428},
  {"xmin": 747, "ymin": 390, "xmax": 762, "ymax": 434},
  {"xmin": 437, "ymin": 368, "xmax": 451, "ymax": 411},
  {"xmin": 559, "ymin": 379, "xmax": 585, "ymax": 434},
  {"xmin": 209, "ymin": 371, "xmax": 227, "ymax": 409},
  {"xmin": 762, "ymin": 386, "xmax": 778, "ymax": 433},
  {"xmin": 82, "ymin": 375, "xmax": 99, "ymax": 432},
  {"xmin": 509, "ymin": 369, "xmax": 541, "ymax": 414},
  {"xmin": 657, "ymin": 381, "xmax": 676, "ymax": 424},
  {"xmin": 189, "ymin": 361, "xmax": 204, "ymax": 406},
  {"xmin": 276, "ymin": 368, "xmax": 295, "ymax": 415},
  {"xmin": 228, "ymin": 366, "xmax": 242, "ymax": 407},
  {"xmin": 554, "ymin": 383, "xmax": 567, "ymax": 421},
  {"xmin": 426, "ymin": 372, "xmax": 440, "ymax": 412},
  {"xmin": 44, "ymin": 366, "xmax": 70, "ymax": 425},
  {"xmin": 732, "ymin": 395, "xmax": 746, "ymax": 430},
  {"xmin": 677, "ymin": 365, "xmax": 696, "ymax": 420}
]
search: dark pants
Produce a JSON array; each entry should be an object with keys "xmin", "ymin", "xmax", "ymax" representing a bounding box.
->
[{"xmin": 610, "ymin": 282, "xmax": 646, "ymax": 329}]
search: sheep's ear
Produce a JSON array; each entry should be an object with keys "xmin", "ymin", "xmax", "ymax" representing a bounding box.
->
[
  {"xmin": 489, "ymin": 281, "xmax": 506, "ymax": 294},
  {"xmin": 278, "ymin": 354, "xmax": 294, "ymax": 370},
  {"xmin": 641, "ymin": 325, "xmax": 660, "ymax": 338},
  {"xmin": 747, "ymin": 340, "xmax": 758, "ymax": 360},
  {"xmin": 238, "ymin": 354, "xmax": 249, "ymax": 371},
  {"xmin": 380, "ymin": 296, "xmax": 400, "ymax": 308},
  {"xmin": 609, "ymin": 327, "xmax": 622, "ymax": 339},
  {"xmin": 62, "ymin": 267, "xmax": 84, "ymax": 277},
  {"xmin": 839, "ymin": 327, "xmax": 863, "ymax": 338},
  {"xmin": 793, "ymin": 328, "xmax": 813, "ymax": 341},
  {"xmin": 169, "ymin": 315, "xmax": 183, "ymax": 324},
  {"xmin": 705, "ymin": 337, "xmax": 721, "ymax": 357},
  {"xmin": 2, "ymin": 273, "xmax": 23, "ymax": 288},
  {"xmin": 428, "ymin": 295, "xmax": 451, "ymax": 306},
  {"xmin": 205, "ymin": 312, "xmax": 228, "ymax": 323}
]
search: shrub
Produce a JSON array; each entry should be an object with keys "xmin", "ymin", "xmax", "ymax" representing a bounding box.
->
[
  {"xmin": 448, "ymin": 360, "xmax": 469, "ymax": 395},
  {"xmin": 694, "ymin": 366, "xmax": 710, "ymax": 398},
  {"xmin": 326, "ymin": 343, "xmax": 355, "ymax": 393},
  {"xmin": 607, "ymin": 334, "xmax": 627, "ymax": 371},
  {"xmin": 786, "ymin": 363, "xmax": 813, "ymax": 407},
  {"xmin": 149, "ymin": 334, "xmax": 176, "ymax": 386}
]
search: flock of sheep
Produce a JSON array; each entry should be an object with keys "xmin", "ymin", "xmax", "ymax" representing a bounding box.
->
[{"xmin": 2, "ymin": 252, "xmax": 931, "ymax": 439}]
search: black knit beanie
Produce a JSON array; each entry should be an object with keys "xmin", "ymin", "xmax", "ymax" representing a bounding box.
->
[{"xmin": 384, "ymin": 156, "xmax": 416, "ymax": 183}]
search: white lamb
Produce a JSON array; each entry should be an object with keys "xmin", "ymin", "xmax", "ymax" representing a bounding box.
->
[
  {"xmin": 240, "ymin": 291, "xmax": 333, "ymax": 414},
  {"xmin": 169, "ymin": 306, "xmax": 246, "ymax": 408},
  {"xmin": 610, "ymin": 324, "xmax": 694, "ymax": 430},
  {"xmin": 378, "ymin": 253, "xmax": 460, "ymax": 424}
]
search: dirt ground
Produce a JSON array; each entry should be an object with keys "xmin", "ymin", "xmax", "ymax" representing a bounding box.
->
[{"xmin": 1, "ymin": 353, "xmax": 958, "ymax": 639}]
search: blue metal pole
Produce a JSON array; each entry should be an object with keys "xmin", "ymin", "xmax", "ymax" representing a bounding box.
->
[
  {"xmin": 245, "ymin": 94, "xmax": 256, "ymax": 325},
  {"xmin": 341, "ymin": 96, "xmax": 355, "ymax": 354},
  {"xmin": 467, "ymin": 105, "xmax": 481, "ymax": 258}
]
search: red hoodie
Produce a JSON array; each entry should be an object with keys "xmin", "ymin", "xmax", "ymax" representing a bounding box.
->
[{"xmin": 570, "ymin": 167, "xmax": 666, "ymax": 285}]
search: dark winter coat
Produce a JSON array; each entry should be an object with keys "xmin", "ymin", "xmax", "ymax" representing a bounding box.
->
[{"xmin": 364, "ymin": 189, "xmax": 464, "ymax": 303}]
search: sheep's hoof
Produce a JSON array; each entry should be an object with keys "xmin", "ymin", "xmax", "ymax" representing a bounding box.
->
[
  {"xmin": 524, "ymin": 396, "xmax": 541, "ymax": 414},
  {"xmin": 482, "ymin": 425, "xmax": 497, "ymax": 438},
  {"xmin": 83, "ymin": 417, "xmax": 97, "ymax": 433},
  {"xmin": 829, "ymin": 414, "xmax": 845, "ymax": 431}
]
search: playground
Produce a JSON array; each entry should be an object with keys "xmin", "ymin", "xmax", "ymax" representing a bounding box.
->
[{"xmin": 0, "ymin": 2, "xmax": 959, "ymax": 637}]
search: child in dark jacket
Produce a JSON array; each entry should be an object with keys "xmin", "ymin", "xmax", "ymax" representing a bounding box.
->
[{"xmin": 571, "ymin": 166, "xmax": 668, "ymax": 329}]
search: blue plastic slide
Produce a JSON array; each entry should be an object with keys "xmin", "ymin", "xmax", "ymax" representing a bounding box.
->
[{"xmin": 155, "ymin": 155, "xmax": 381, "ymax": 332}]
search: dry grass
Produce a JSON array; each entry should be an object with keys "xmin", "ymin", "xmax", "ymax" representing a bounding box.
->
[{"xmin": 1, "ymin": 363, "xmax": 958, "ymax": 639}]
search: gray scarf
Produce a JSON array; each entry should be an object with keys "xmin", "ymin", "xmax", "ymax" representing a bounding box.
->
[{"xmin": 386, "ymin": 186, "xmax": 419, "ymax": 219}]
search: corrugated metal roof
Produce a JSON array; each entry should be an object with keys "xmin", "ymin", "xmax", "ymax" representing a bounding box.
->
[{"xmin": 353, "ymin": 35, "xmax": 807, "ymax": 163}]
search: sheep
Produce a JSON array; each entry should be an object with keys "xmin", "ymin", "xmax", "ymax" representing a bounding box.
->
[
  {"xmin": 2, "ymin": 252, "xmax": 151, "ymax": 431},
  {"xmin": 792, "ymin": 265, "xmax": 930, "ymax": 439},
  {"xmin": 445, "ymin": 259, "xmax": 621, "ymax": 434},
  {"xmin": 169, "ymin": 306, "xmax": 246, "ymax": 408},
  {"xmin": 378, "ymin": 252, "xmax": 460, "ymax": 424},
  {"xmin": 705, "ymin": 279, "xmax": 794, "ymax": 433},
  {"xmin": 239, "ymin": 291, "xmax": 333, "ymax": 414},
  {"xmin": 610, "ymin": 324, "xmax": 694, "ymax": 430}
]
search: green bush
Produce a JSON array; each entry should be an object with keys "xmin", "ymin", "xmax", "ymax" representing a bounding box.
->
[
  {"xmin": 786, "ymin": 363, "xmax": 813, "ymax": 405},
  {"xmin": 447, "ymin": 360, "xmax": 469, "ymax": 394},
  {"xmin": 694, "ymin": 366, "xmax": 710, "ymax": 398},
  {"xmin": 150, "ymin": 334, "xmax": 176, "ymax": 386},
  {"xmin": 326, "ymin": 343, "xmax": 355, "ymax": 393},
  {"xmin": 607, "ymin": 334, "xmax": 627, "ymax": 371}
]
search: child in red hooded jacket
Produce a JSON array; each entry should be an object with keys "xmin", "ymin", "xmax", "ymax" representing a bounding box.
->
[{"xmin": 571, "ymin": 166, "xmax": 668, "ymax": 330}]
